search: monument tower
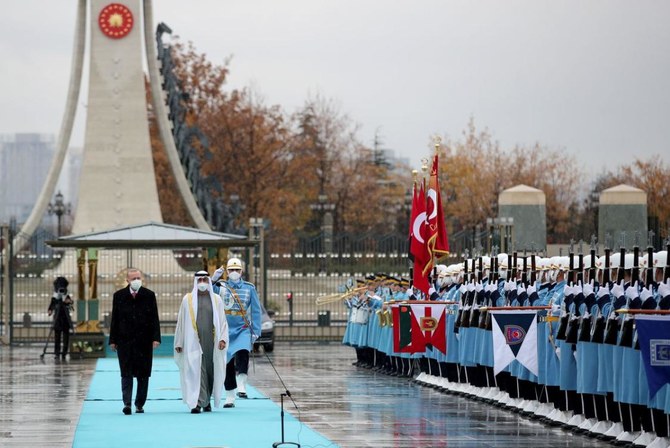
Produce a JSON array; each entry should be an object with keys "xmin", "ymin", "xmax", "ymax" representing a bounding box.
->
[{"xmin": 17, "ymin": 0, "xmax": 209, "ymax": 244}]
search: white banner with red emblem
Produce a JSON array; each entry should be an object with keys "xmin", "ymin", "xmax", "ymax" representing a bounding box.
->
[{"xmin": 490, "ymin": 310, "xmax": 539, "ymax": 376}]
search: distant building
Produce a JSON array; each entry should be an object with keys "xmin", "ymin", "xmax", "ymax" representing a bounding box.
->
[{"xmin": 0, "ymin": 133, "xmax": 55, "ymax": 224}]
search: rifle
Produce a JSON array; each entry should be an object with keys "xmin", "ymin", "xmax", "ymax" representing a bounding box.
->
[
  {"xmin": 454, "ymin": 253, "xmax": 469, "ymax": 332},
  {"xmin": 591, "ymin": 238, "xmax": 610, "ymax": 344},
  {"xmin": 511, "ymin": 251, "xmax": 518, "ymax": 281},
  {"xmin": 568, "ymin": 239, "xmax": 576, "ymax": 286},
  {"xmin": 477, "ymin": 256, "xmax": 483, "ymax": 283},
  {"xmin": 603, "ymin": 244, "xmax": 611, "ymax": 286},
  {"xmin": 589, "ymin": 235, "xmax": 597, "ymax": 284},
  {"xmin": 666, "ymin": 238, "xmax": 670, "ymax": 282},
  {"xmin": 521, "ymin": 251, "xmax": 528, "ymax": 287},
  {"xmin": 577, "ymin": 240, "xmax": 584, "ymax": 285},
  {"xmin": 632, "ymin": 232, "xmax": 640, "ymax": 285},
  {"xmin": 646, "ymin": 242, "xmax": 654, "ymax": 287},
  {"xmin": 530, "ymin": 255, "xmax": 537, "ymax": 285},
  {"xmin": 605, "ymin": 240, "xmax": 626, "ymax": 345}
]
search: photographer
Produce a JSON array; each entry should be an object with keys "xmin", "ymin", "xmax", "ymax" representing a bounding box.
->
[{"xmin": 48, "ymin": 277, "xmax": 74, "ymax": 359}]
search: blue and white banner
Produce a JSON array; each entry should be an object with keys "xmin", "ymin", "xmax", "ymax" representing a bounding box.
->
[
  {"xmin": 491, "ymin": 310, "xmax": 539, "ymax": 376},
  {"xmin": 636, "ymin": 315, "xmax": 670, "ymax": 400}
]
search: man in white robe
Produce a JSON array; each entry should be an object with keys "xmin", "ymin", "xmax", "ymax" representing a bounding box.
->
[{"xmin": 174, "ymin": 271, "xmax": 229, "ymax": 412}]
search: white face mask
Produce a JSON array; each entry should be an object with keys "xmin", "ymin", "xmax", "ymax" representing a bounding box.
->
[
  {"xmin": 498, "ymin": 269, "xmax": 507, "ymax": 280},
  {"xmin": 197, "ymin": 283, "xmax": 209, "ymax": 292},
  {"xmin": 228, "ymin": 271, "xmax": 241, "ymax": 282},
  {"xmin": 130, "ymin": 279, "xmax": 142, "ymax": 291}
]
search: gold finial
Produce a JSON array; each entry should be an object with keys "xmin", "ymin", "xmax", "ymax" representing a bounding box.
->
[
  {"xmin": 421, "ymin": 157, "xmax": 429, "ymax": 174},
  {"xmin": 433, "ymin": 136, "xmax": 442, "ymax": 153},
  {"xmin": 411, "ymin": 169, "xmax": 418, "ymax": 181}
]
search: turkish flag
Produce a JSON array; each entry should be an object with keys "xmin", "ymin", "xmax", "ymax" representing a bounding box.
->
[
  {"xmin": 409, "ymin": 181, "xmax": 430, "ymax": 295},
  {"xmin": 424, "ymin": 154, "xmax": 449, "ymax": 278}
]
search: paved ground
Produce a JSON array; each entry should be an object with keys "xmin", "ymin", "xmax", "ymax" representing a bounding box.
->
[{"xmin": 0, "ymin": 341, "xmax": 608, "ymax": 447}]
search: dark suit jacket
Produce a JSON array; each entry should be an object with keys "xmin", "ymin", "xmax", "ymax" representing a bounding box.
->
[{"xmin": 109, "ymin": 286, "xmax": 161, "ymax": 377}]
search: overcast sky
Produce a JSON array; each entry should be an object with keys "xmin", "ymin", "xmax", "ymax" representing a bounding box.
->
[{"xmin": 1, "ymin": 1, "xmax": 669, "ymax": 174}]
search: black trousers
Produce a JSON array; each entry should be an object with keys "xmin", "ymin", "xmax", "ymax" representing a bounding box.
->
[
  {"xmin": 121, "ymin": 376, "xmax": 149, "ymax": 408},
  {"xmin": 224, "ymin": 350, "xmax": 250, "ymax": 391},
  {"xmin": 54, "ymin": 330, "xmax": 69, "ymax": 355}
]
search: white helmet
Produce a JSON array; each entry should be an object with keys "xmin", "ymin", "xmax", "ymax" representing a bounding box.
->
[
  {"xmin": 654, "ymin": 251, "xmax": 668, "ymax": 269},
  {"xmin": 226, "ymin": 257, "xmax": 243, "ymax": 270}
]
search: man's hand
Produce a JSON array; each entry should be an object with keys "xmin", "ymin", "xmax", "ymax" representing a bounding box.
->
[
  {"xmin": 110, "ymin": 343, "xmax": 117, "ymax": 352},
  {"xmin": 211, "ymin": 267, "xmax": 225, "ymax": 283},
  {"xmin": 218, "ymin": 340, "xmax": 226, "ymax": 350},
  {"xmin": 153, "ymin": 341, "xmax": 160, "ymax": 349},
  {"xmin": 175, "ymin": 346, "xmax": 183, "ymax": 353}
]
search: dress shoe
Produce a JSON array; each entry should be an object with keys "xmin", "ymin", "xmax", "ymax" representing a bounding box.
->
[
  {"xmin": 203, "ymin": 404, "xmax": 211, "ymax": 412},
  {"xmin": 135, "ymin": 407, "xmax": 144, "ymax": 414},
  {"xmin": 237, "ymin": 392, "xmax": 248, "ymax": 399},
  {"xmin": 191, "ymin": 406, "xmax": 201, "ymax": 414},
  {"xmin": 223, "ymin": 402, "xmax": 235, "ymax": 408},
  {"xmin": 122, "ymin": 406, "xmax": 131, "ymax": 415}
]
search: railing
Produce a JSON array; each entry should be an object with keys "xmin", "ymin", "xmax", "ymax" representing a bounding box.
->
[{"xmin": 2, "ymin": 227, "xmax": 418, "ymax": 344}]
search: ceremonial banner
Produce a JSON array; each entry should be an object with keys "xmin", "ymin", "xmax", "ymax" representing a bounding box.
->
[
  {"xmin": 409, "ymin": 182, "xmax": 430, "ymax": 295},
  {"xmin": 491, "ymin": 310, "xmax": 539, "ymax": 376},
  {"xmin": 424, "ymin": 153, "xmax": 449, "ymax": 276},
  {"xmin": 392, "ymin": 303, "xmax": 447, "ymax": 354},
  {"xmin": 635, "ymin": 315, "xmax": 670, "ymax": 399}
]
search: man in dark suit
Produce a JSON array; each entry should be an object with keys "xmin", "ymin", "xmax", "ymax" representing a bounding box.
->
[{"xmin": 109, "ymin": 268, "xmax": 161, "ymax": 415}]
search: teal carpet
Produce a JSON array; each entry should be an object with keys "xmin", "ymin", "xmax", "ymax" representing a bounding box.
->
[{"xmin": 74, "ymin": 358, "xmax": 337, "ymax": 448}]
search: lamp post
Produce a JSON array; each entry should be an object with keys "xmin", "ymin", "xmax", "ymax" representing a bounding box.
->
[
  {"xmin": 309, "ymin": 194, "xmax": 335, "ymax": 272},
  {"xmin": 47, "ymin": 190, "xmax": 71, "ymax": 237}
]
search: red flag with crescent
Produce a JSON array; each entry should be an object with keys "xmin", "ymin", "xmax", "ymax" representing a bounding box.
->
[
  {"xmin": 409, "ymin": 181, "xmax": 430, "ymax": 294},
  {"xmin": 423, "ymin": 154, "xmax": 449, "ymax": 277}
]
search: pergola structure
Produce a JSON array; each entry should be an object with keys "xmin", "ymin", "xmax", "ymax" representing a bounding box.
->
[{"xmin": 46, "ymin": 221, "xmax": 257, "ymax": 334}]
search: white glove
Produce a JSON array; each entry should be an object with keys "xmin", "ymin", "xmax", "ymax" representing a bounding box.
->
[
  {"xmin": 475, "ymin": 282, "xmax": 483, "ymax": 293},
  {"xmin": 658, "ymin": 282, "xmax": 670, "ymax": 298},
  {"xmin": 597, "ymin": 285, "xmax": 610, "ymax": 298},
  {"xmin": 610, "ymin": 281, "xmax": 625, "ymax": 299},
  {"xmin": 428, "ymin": 287, "xmax": 436, "ymax": 296},
  {"xmin": 459, "ymin": 284, "xmax": 467, "ymax": 294},
  {"xmin": 640, "ymin": 286, "xmax": 653, "ymax": 303},
  {"xmin": 516, "ymin": 285, "xmax": 526, "ymax": 296},
  {"xmin": 485, "ymin": 283, "xmax": 496, "ymax": 293},
  {"xmin": 211, "ymin": 267, "xmax": 224, "ymax": 283},
  {"xmin": 527, "ymin": 284, "xmax": 537, "ymax": 296},
  {"xmin": 625, "ymin": 281, "xmax": 640, "ymax": 300},
  {"xmin": 563, "ymin": 285, "xmax": 573, "ymax": 296},
  {"xmin": 467, "ymin": 283, "xmax": 475, "ymax": 292},
  {"xmin": 551, "ymin": 303, "xmax": 561, "ymax": 314},
  {"xmin": 504, "ymin": 281, "xmax": 514, "ymax": 292},
  {"xmin": 582, "ymin": 281, "xmax": 594, "ymax": 297}
]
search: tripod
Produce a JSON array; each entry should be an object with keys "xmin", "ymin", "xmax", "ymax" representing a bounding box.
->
[
  {"xmin": 40, "ymin": 323, "xmax": 56, "ymax": 359},
  {"xmin": 272, "ymin": 392, "xmax": 300, "ymax": 448}
]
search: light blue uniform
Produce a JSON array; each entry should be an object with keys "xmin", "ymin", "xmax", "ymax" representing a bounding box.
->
[{"xmin": 213, "ymin": 279, "xmax": 262, "ymax": 358}]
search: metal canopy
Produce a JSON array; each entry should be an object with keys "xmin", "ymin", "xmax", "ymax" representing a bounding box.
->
[{"xmin": 45, "ymin": 221, "xmax": 255, "ymax": 249}]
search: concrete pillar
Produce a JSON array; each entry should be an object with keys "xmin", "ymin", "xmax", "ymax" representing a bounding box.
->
[
  {"xmin": 498, "ymin": 185, "xmax": 547, "ymax": 252},
  {"xmin": 72, "ymin": 0, "xmax": 163, "ymax": 233},
  {"xmin": 598, "ymin": 184, "xmax": 647, "ymax": 250}
]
